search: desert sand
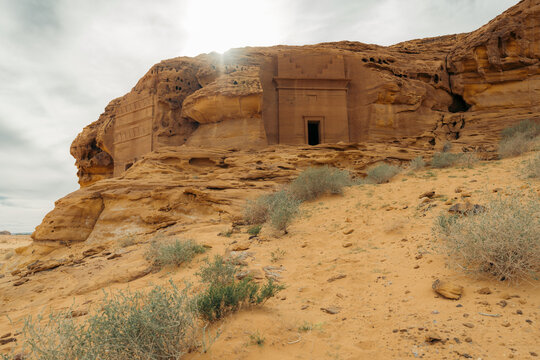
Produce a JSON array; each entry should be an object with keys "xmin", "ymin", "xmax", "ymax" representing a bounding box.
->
[{"xmin": 1, "ymin": 154, "xmax": 538, "ymax": 359}]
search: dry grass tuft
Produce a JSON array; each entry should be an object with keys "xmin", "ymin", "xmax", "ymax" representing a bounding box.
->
[{"xmin": 434, "ymin": 194, "xmax": 540, "ymax": 282}]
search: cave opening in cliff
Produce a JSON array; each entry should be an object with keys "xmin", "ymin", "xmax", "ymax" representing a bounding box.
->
[
  {"xmin": 125, "ymin": 162, "xmax": 133, "ymax": 171},
  {"xmin": 448, "ymin": 94, "xmax": 471, "ymax": 113},
  {"xmin": 307, "ymin": 121, "xmax": 320, "ymax": 145}
]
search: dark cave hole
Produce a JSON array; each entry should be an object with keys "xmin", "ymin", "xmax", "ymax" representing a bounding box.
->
[{"xmin": 448, "ymin": 94, "xmax": 471, "ymax": 113}]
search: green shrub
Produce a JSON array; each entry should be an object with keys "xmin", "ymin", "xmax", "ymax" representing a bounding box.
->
[
  {"xmin": 146, "ymin": 239, "xmax": 206, "ymax": 269},
  {"xmin": 14, "ymin": 283, "xmax": 199, "ymax": 360},
  {"xmin": 499, "ymin": 119, "xmax": 540, "ymax": 158},
  {"xmin": 434, "ymin": 195, "xmax": 540, "ymax": 282},
  {"xmin": 524, "ymin": 152, "xmax": 540, "ymax": 178},
  {"xmin": 408, "ymin": 156, "xmax": 425, "ymax": 171},
  {"xmin": 194, "ymin": 256, "xmax": 284, "ymax": 322},
  {"xmin": 196, "ymin": 255, "xmax": 236, "ymax": 286},
  {"xmin": 289, "ymin": 166, "xmax": 352, "ymax": 201},
  {"xmin": 247, "ymin": 224, "xmax": 262, "ymax": 236},
  {"xmin": 365, "ymin": 164, "xmax": 401, "ymax": 184}
]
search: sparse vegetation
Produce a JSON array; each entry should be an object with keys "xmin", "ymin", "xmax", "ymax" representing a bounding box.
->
[
  {"xmin": 248, "ymin": 331, "xmax": 265, "ymax": 346},
  {"xmin": 118, "ymin": 235, "xmax": 136, "ymax": 248},
  {"xmin": 194, "ymin": 256, "xmax": 284, "ymax": 322},
  {"xmin": 442, "ymin": 141, "xmax": 452, "ymax": 153},
  {"xmin": 244, "ymin": 166, "xmax": 352, "ymax": 232},
  {"xmin": 267, "ymin": 191, "xmax": 300, "ymax": 232},
  {"xmin": 146, "ymin": 239, "xmax": 206, "ymax": 269},
  {"xmin": 498, "ymin": 119, "xmax": 540, "ymax": 158},
  {"xmin": 247, "ymin": 224, "xmax": 262, "ymax": 236},
  {"xmin": 270, "ymin": 248, "xmax": 286, "ymax": 263},
  {"xmin": 434, "ymin": 195, "xmax": 540, "ymax": 282},
  {"xmin": 408, "ymin": 156, "xmax": 425, "ymax": 171},
  {"xmin": 243, "ymin": 190, "xmax": 300, "ymax": 232},
  {"xmin": 289, "ymin": 166, "xmax": 352, "ymax": 201},
  {"xmin": 431, "ymin": 152, "xmax": 462, "ymax": 168},
  {"xmin": 524, "ymin": 152, "xmax": 540, "ymax": 178},
  {"xmin": 12, "ymin": 282, "xmax": 199, "ymax": 360},
  {"xmin": 364, "ymin": 164, "xmax": 401, "ymax": 184},
  {"xmin": 431, "ymin": 151, "xmax": 478, "ymax": 169}
]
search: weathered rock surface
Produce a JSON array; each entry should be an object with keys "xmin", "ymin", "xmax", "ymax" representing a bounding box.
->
[
  {"xmin": 33, "ymin": 0, "xmax": 540, "ymax": 244},
  {"xmin": 70, "ymin": 0, "xmax": 540, "ymax": 187},
  {"xmin": 33, "ymin": 143, "xmax": 422, "ymax": 243}
]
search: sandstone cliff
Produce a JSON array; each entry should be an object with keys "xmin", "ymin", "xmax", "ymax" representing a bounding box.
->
[{"xmin": 33, "ymin": 0, "xmax": 539, "ymax": 244}]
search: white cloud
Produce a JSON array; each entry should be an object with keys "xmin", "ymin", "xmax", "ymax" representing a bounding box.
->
[{"xmin": 0, "ymin": 0, "xmax": 519, "ymax": 232}]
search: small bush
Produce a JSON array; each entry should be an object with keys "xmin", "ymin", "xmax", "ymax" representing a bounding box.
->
[
  {"xmin": 442, "ymin": 141, "xmax": 452, "ymax": 153},
  {"xmin": 499, "ymin": 119, "xmax": 540, "ymax": 158},
  {"xmin": 196, "ymin": 255, "xmax": 236, "ymax": 286},
  {"xmin": 146, "ymin": 239, "xmax": 206, "ymax": 269},
  {"xmin": 194, "ymin": 256, "xmax": 284, "ymax": 322},
  {"xmin": 247, "ymin": 224, "xmax": 262, "ymax": 236},
  {"xmin": 267, "ymin": 190, "xmax": 300, "ymax": 232},
  {"xmin": 365, "ymin": 164, "xmax": 401, "ymax": 184},
  {"xmin": 431, "ymin": 152, "xmax": 462, "ymax": 168},
  {"xmin": 455, "ymin": 152, "xmax": 478, "ymax": 168},
  {"xmin": 243, "ymin": 194, "xmax": 273, "ymax": 225},
  {"xmin": 524, "ymin": 152, "xmax": 540, "ymax": 178},
  {"xmin": 501, "ymin": 119, "xmax": 540, "ymax": 140},
  {"xmin": 244, "ymin": 190, "xmax": 299, "ymax": 232},
  {"xmin": 15, "ymin": 283, "xmax": 199, "ymax": 360},
  {"xmin": 289, "ymin": 166, "xmax": 352, "ymax": 201},
  {"xmin": 434, "ymin": 195, "xmax": 540, "ymax": 282},
  {"xmin": 408, "ymin": 156, "xmax": 425, "ymax": 171}
]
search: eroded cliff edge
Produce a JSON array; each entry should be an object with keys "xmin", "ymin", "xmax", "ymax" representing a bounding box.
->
[{"xmin": 35, "ymin": 0, "xmax": 539, "ymax": 244}]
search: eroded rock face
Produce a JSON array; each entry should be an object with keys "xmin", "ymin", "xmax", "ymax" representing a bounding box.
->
[
  {"xmin": 32, "ymin": 143, "xmax": 424, "ymax": 243},
  {"xmin": 71, "ymin": 0, "xmax": 539, "ymax": 187},
  {"xmin": 35, "ymin": 0, "xmax": 540, "ymax": 244}
]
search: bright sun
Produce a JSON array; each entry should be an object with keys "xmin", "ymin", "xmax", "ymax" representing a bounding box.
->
[{"xmin": 182, "ymin": 0, "xmax": 288, "ymax": 56}]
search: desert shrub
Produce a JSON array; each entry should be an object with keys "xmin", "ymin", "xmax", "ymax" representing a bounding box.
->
[
  {"xmin": 501, "ymin": 119, "xmax": 540, "ymax": 140},
  {"xmin": 267, "ymin": 190, "xmax": 300, "ymax": 232},
  {"xmin": 243, "ymin": 194, "xmax": 273, "ymax": 225},
  {"xmin": 365, "ymin": 164, "xmax": 401, "ymax": 184},
  {"xmin": 442, "ymin": 141, "xmax": 452, "ymax": 153},
  {"xmin": 146, "ymin": 239, "xmax": 206, "ymax": 269},
  {"xmin": 434, "ymin": 195, "xmax": 540, "ymax": 282},
  {"xmin": 431, "ymin": 152, "xmax": 462, "ymax": 168},
  {"xmin": 524, "ymin": 152, "xmax": 540, "ymax": 178},
  {"xmin": 455, "ymin": 152, "xmax": 478, "ymax": 168},
  {"xmin": 499, "ymin": 119, "xmax": 540, "ymax": 158},
  {"xmin": 244, "ymin": 190, "xmax": 299, "ymax": 232},
  {"xmin": 408, "ymin": 156, "xmax": 425, "ymax": 171},
  {"xmin": 194, "ymin": 256, "xmax": 284, "ymax": 322},
  {"xmin": 15, "ymin": 283, "xmax": 199, "ymax": 360},
  {"xmin": 196, "ymin": 255, "xmax": 236, "ymax": 286},
  {"xmin": 289, "ymin": 166, "xmax": 352, "ymax": 201},
  {"xmin": 244, "ymin": 166, "xmax": 349, "ymax": 231},
  {"xmin": 247, "ymin": 224, "xmax": 262, "ymax": 236}
]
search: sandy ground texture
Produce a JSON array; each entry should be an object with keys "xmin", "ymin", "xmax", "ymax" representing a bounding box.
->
[{"xmin": 0, "ymin": 153, "xmax": 539, "ymax": 359}]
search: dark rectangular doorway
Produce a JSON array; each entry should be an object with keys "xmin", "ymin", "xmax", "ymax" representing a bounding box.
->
[{"xmin": 307, "ymin": 121, "xmax": 320, "ymax": 145}]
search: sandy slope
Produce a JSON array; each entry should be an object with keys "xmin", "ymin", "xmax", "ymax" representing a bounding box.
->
[{"xmin": 1, "ymin": 154, "xmax": 539, "ymax": 359}]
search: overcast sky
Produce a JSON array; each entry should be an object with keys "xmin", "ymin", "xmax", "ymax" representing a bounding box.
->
[{"xmin": 0, "ymin": 0, "xmax": 518, "ymax": 233}]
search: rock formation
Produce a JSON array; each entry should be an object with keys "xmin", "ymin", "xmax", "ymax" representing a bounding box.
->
[
  {"xmin": 0, "ymin": 231, "xmax": 11, "ymax": 236},
  {"xmin": 33, "ymin": 0, "xmax": 539, "ymax": 243}
]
